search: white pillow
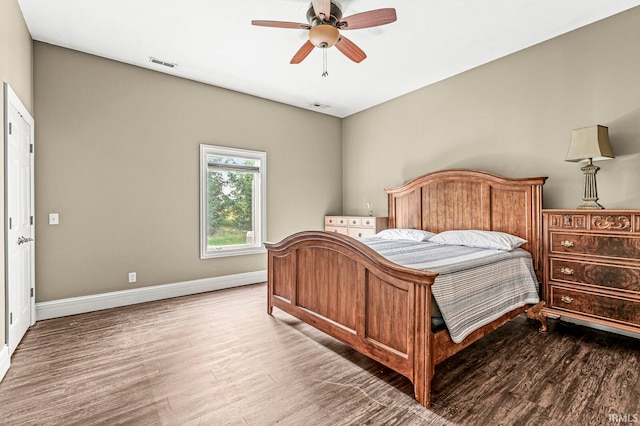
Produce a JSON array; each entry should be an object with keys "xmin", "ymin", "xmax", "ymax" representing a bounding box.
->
[
  {"xmin": 374, "ymin": 228, "xmax": 435, "ymax": 242},
  {"xmin": 429, "ymin": 230, "xmax": 527, "ymax": 251}
]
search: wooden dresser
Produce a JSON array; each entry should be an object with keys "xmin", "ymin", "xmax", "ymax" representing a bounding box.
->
[
  {"xmin": 324, "ymin": 215, "xmax": 388, "ymax": 239},
  {"xmin": 541, "ymin": 210, "xmax": 640, "ymax": 334}
]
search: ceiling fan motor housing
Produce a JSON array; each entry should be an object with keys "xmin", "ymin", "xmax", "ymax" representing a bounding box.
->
[{"xmin": 306, "ymin": 3, "xmax": 342, "ymax": 25}]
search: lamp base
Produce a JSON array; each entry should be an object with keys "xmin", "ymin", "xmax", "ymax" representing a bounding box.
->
[
  {"xmin": 576, "ymin": 160, "xmax": 605, "ymax": 210},
  {"xmin": 576, "ymin": 200, "xmax": 605, "ymax": 210}
]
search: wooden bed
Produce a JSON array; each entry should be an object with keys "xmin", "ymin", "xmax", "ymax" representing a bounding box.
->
[{"xmin": 264, "ymin": 169, "xmax": 546, "ymax": 408}]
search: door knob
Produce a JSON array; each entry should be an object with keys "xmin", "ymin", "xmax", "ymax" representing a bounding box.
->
[{"xmin": 17, "ymin": 236, "xmax": 34, "ymax": 245}]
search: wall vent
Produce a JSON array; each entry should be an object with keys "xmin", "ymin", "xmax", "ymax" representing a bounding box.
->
[{"xmin": 149, "ymin": 57, "xmax": 178, "ymax": 68}]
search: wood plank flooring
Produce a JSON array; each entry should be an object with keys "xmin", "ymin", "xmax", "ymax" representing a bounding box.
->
[
  {"xmin": 431, "ymin": 312, "xmax": 640, "ymax": 425},
  {"xmin": 0, "ymin": 283, "xmax": 638, "ymax": 425}
]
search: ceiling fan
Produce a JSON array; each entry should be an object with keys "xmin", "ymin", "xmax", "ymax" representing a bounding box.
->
[{"xmin": 252, "ymin": 0, "xmax": 397, "ymax": 66}]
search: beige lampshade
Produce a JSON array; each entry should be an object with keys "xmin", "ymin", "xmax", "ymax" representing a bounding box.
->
[{"xmin": 565, "ymin": 125, "xmax": 615, "ymax": 162}]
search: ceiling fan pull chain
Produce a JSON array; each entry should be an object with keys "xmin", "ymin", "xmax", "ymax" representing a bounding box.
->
[{"xmin": 322, "ymin": 47, "xmax": 329, "ymax": 77}]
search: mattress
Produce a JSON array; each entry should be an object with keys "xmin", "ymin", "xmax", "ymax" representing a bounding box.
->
[{"xmin": 360, "ymin": 237, "xmax": 540, "ymax": 343}]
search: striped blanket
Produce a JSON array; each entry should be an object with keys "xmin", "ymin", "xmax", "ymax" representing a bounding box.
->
[{"xmin": 360, "ymin": 238, "xmax": 539, "ymax": 343}]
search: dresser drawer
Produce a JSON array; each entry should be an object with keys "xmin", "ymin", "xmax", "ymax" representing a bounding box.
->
[
  {"xmin": 347, "ymin": 218, "xmax": 362, "ymax": 226},
  {"xmin": 549, "ymin": 258, "xmax": 640, "ymax": 294},
  {"xmin": 547, "ymin": 213, "xmax": 588, "ymax": 229},
  {"xmin": 360, "ymin": 217, "xmax": 377, "ymax": 228},
  {"xmin": 326, "ymin": 226, "xmax": 348, "ymax": 235},
  {"xmin": 550, "ymin": 286, "xmax": 640, "ymax": 327},
  {"xmin": 348, "ymin": 227, "xmax": 376, "ymax": 239},
  {"xmin": 549, "ymin": 232, "xmax": 640, "ymax": 261},
  {"xmin": 325, "ymin": 216, "xmax": 348, "ymax": 226}
]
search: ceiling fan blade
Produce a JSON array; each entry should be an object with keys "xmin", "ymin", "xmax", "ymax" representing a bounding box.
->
[
  {"xmin": 290, "ymin": 41, "xmax": 315, "ymax": 64},
  {"xmin": 335, "ymin": 35, "xmax": 366, "ymax": 63},
  {"xmin": 339, "ymin": 8, "xmax": 397, "ymax": 30},
  {"xmin": 252, "ymin": 20, "xmax": 311, "ymax": 30},
  {"xmin": 311, "ymin": 0, "xmax": 331, "ymax": 21}
]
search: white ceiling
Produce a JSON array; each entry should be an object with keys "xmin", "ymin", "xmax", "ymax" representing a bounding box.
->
[{"xmin": 17, "ymin": 0, "xmax": 640, "ymax": 118}]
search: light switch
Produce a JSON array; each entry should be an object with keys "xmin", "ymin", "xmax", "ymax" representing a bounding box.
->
[{"xmin": 49, "ymin": 213, "xmax": 59, "ymax": 225}]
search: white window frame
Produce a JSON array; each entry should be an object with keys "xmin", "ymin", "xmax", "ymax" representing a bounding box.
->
[{"xmin": 200, "ymin": 144, "xmax": 267, "ymax": 259}]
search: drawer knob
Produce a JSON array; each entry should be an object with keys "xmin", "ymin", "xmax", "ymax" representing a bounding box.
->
[
  {"xmin": 352, "ymin": 220, "xmax": 356, "ymax": 224},
  {"xmin": 560, "ymin": 267, "xmax": 574, "ymax": 275},
  {"xmin": 560, "ymin": 240, "xmax": 575, "ymax": 248},
  {"xmin": 358, "ymin": 232, "xmax": 362, "ymax": 237},
  {"xmin": 561, "ymin": 296, "xmax": 574, "ymax": 304}
]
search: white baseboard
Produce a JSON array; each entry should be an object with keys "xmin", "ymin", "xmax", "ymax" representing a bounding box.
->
[
  {"xmin": 0, "ymin": 345, "xmax": 10, "ymax": 383},
  {"xmin": 36, "ymin": 270, "xmax": 267, "ymax": 321}
]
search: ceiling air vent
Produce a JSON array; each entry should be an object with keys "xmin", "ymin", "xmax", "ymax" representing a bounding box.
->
[
  {"xmin": 311, "ymin": 103, "xmax": 329, "ymax": 109},
  {"xmin": 149, "ymin": 57, "xmax": 177, "ymax": 68}
]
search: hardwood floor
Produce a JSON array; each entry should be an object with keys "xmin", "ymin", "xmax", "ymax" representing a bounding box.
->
[
  {"xmin": 0, "ymin": 284, "xmax": 451, "ymax": 426},
  {"xmin": 431, "ymin": 313, "xmax": 640, "ymax": 425},
  {"xmin": 0, "ymin": 283, "xmax": 638, "ymax": 425}
]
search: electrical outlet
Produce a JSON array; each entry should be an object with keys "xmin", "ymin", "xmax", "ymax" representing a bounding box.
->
[{"xmin": 128, "ymin": 272, "xmax": 136, "ymax": 283}]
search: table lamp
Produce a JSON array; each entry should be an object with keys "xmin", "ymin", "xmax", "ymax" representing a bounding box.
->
[{"xmin": 565, "ymin": 125, "xmax": 614, "ymax": 209}]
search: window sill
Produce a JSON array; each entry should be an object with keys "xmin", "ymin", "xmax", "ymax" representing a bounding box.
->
[{"xmin": 201, "ymin": 246, "xmax": 267, "ymax": 259}]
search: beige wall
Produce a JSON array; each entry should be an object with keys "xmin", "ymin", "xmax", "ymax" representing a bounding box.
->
[
  {"xmin": 22, "ymin": 6, "xmax": 640, "ymax": 305},
  {"xmin": 1, "ymin": 0, "xmax": 33, "ymax": 346},
  {"xmin": 34, "ymin": 42, "xmax": 342, "ymax": 301},
  {"xmin": 342, "ymin": 7, "xmax": 640, "ymax": 217}
]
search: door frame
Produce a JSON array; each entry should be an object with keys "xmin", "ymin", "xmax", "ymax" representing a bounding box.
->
[{"xmin": 3, "ymin": 82, "xmax": 36, "ymax": 353}]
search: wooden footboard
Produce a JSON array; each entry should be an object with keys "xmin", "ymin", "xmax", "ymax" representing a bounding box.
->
[{"xmin": 265, "ymin": 231, "xmax": 439, "ymax": 407}]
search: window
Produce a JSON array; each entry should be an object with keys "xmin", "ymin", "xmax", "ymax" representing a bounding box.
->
[{"xmin": 200, "ymin": 145, "xmax": 266, "ymax": 258}]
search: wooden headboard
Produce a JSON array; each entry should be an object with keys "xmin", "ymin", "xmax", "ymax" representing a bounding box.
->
[{"xmin": 385, "ymin": 169, "xmax": 547, "ymax": 273}]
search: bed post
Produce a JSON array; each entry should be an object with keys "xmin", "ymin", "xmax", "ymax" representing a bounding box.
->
[
  {"xmin": 412, "ymin": 281, "xmax": 434, "ymax": 408},
  {"xmin": 267, "ymin": 249, "xmax": 274, "ymax": 315}
]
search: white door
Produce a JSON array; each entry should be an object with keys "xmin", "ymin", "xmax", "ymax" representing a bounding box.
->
[{"xmin": 5, "ymin": 83, "xmax": 35, "ymax": 355}]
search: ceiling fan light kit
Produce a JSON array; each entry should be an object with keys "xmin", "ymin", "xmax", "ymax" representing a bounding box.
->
[
  {"xmin": 252, "ymin": 0, "xmax": 396, "ymax": 74},
  {"xmin": 309, "ymin": 24, "xmax": 340, "ymax": 48}
]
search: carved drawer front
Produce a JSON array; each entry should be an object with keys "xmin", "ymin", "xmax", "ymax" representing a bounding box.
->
[
  {"xmin": 549, "ymin": 232, "xmax": 640, "ymax": 261},
  {"xmin": 591, "ymin": 214, "xmax": 633, "ymax": 232},
  {"xmin": 549, "ymin": 259, "xmax": 640, "ymax": 294},
  {"xmin": 550, "ymin": 286, "xmax": 640, "ymax": 326},
  {"xmin": 548, "ymin": 214, "xmax": 587, "ymax": 229}
]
